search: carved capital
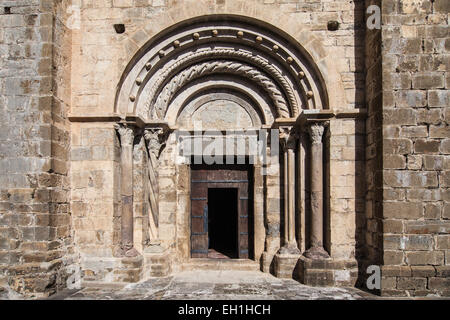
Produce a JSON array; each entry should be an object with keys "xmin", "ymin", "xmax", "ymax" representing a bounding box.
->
[
  {"xmin": 308, "ymin": 123, "xmax": 325, "ymax": 145},
  {"xmin": 144, "ymin": 128, "xmax": 167, "ymax": 159},
  {"xmin": 115, "ymin": 124, "xmax": 134, "ymax": 146},
  {"xmin": 279, "ymin": 126, "xmax": 298, "ymax": 151}
]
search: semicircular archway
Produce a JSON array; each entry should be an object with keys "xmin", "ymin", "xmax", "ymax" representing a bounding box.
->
[{"xmin": 115, "ymin": 15, "xmax": 329, "ymax": 123}]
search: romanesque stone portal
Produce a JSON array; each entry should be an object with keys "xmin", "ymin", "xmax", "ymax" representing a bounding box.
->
[{"xmin": 0, "ymin": 0, "xmax": 449, "ymax": 298}]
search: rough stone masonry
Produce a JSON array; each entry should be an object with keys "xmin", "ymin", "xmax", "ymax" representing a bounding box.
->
[{"xmin": 0, "ymin": 0, "xmax": 448, "ymax": 299}]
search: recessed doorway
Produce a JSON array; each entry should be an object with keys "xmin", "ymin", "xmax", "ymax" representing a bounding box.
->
[{"xmin": 190, "ymin": 163, "xmax": 253, "ymax": 260}]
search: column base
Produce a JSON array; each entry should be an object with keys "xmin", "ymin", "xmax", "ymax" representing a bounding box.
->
[
  {"xmin": 304, "ymin": 246, "xmax": 330, "ymax": 260},
  {"xmin": 297, "ymin": 255, "xmax": 358, "ymax": 287},
  {"xmin": 274, "ymin": 253, "xmax": 301, "ymax": 279},
  {"xmin": 144, "ymin": 247, "xmax": 172, "ymax": 278},
  {"xmin": 113, "ymin": 255, "xmax": 144, "ymax": 283},
  {"xmin": 261, "ymin": 252, "xmax": 275, "ymax": 273},
  {"xmin": 113, "ymin": 245, "xmax": 140, "ymax": 258}
]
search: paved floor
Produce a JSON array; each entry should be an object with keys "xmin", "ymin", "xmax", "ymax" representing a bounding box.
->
[{"xmin": 47, "ymin": 271, "xmax": 375, "ymax": 300}]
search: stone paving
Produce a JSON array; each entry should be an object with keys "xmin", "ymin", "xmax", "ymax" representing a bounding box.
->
[{"xmin": 45, "ymin": 271, "xmax": 376, "ymax": 300}]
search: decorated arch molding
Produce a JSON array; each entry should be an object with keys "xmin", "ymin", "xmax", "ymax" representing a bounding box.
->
[{"xmin": 115, "ymin": 15, "xmax": 329, "ymax": 124}]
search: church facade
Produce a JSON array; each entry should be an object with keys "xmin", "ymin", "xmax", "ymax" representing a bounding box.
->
[{"xmin": 0, "ymin": 0, "xmax": 449, "ymax": 298}]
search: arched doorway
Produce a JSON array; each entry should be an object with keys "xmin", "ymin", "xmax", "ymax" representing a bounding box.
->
[{"xmin": 107, "ymin": 15, "xmax": 359, "ymax": 285}]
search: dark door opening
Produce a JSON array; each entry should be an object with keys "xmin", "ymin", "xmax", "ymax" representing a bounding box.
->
[
  {"xmin": 190, "ymin": 163, "xmax": 253, "ymax": 260},
  {"xmin": 208, "ymin": 188, "xmax": 238, "ymax": 259}
]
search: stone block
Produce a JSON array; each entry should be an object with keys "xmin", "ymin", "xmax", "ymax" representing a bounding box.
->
[
  {"xmin": 411, "ymin": 266, "xmax": 436, "ymax": 277},
  {"xmin": 428, "ymin": 90, "xmax": 449, "ymax": 108},
  {"xmin": 430, "ymin": 125, "xmax": 449, "ymax": 139},
  {"xmin": 383, "ymin": 250, "xmax": 404, "ymax": 265},
  {"xmin": 435, "ymin": 266, "xmax": 450, "ymax": 277},
  {"xmin": 417, "ymin": 109, "xmax": 442, "ymax": 125},
  {"xmin": 414, "ymin": 139, "xmax": 441, "ymax": 154},
  {"xmin": 274, "ymin": 253, "xmax": 300, "ymax": 279},
  {"xmin": 384, "ymin": 109, "xmax": 416, "ymax": 125},
  {"xmin": 436, "ymin": 235, "xmax": 450, "ymax": 250},
  {"xmin": 405, "ymin": 251, "xmax": 445, "ymax": 266},
  {"xmin": 428, "ymin": 277, "xmax": 450, "ymax": 291},
  {"xmin": 383, "ymin": 202, "xmax": 422, "ymax": 219},
  {"xmin": 381, "ymin": 265, "xmax": 411, "ymax": 277},
  {"xmin": 424, "ymin": 155, "xmax": 445, "ymax": 170},
  {"xmin": 412, "ymin": 73, "xmax": 444, "ymax": 89},
  {"xmin": 405, "ymin": 221, "xmax": 450, "ymax": 234},
  {"xmin": 397, "ymin": 277, "xmax": 427, "ymax": 290},
  {"xmin": 384, "ymin": 139, "xmax": 413, "ymax": 154},
  {"xmin": 381, "ymin": 277, "xmax": 397, "ymax": 290}
]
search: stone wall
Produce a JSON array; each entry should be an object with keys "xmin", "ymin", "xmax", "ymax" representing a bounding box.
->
[
  {"xmin": 2, "ymin": 0, "xmax": 447, "ymax": 298},
  {"xmin": 0, "ymin": 0, "xmax": 75, "ymax": 297},
  {"xmin": 380, "ymin": 0, "xmax": 450, "ymax": 297}
]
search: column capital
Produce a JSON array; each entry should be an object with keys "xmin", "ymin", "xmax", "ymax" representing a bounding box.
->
[
  {"xmin": 114, "ymin": 123, "xmax": 134, "ymax": 146},
  {"xmin": 144, "ymin": 128, "xmax": 167, "ymax": 159},
  {"xmin": 308, "ymin": 122, "xmax": 327, "ymax": 145},
  {"xmin": 279, "ymin": 126, "xmax": 298, "ymax": 151}
]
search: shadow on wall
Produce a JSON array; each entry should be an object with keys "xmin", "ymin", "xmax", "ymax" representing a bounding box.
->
[{"xmin": 355, "ymin": 0, "xmax": 383, "ymax": 294}]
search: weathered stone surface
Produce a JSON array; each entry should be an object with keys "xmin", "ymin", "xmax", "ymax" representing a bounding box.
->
[{"xmin": 0, "ymin": 0, "xmax": 448, "ymax": 300}]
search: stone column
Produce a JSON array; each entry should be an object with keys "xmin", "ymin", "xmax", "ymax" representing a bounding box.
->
[
  {"xmin": 279, "ymin": 126, "xmax": 300, "ymax": 254},
  {"xmin": 115, "ymin": 124, "xmax": 139, "ymax": 257},
  {"xmin": 143, "ymin": 128, "xmax": 167, "ymax": 253},
  {"xmin": 143, "ymin": 128, "xmax": 171, "ymax": 277},
  {"xmin": 274, "ymin": 126, "xmax": 301, "ymax": 278},
  {"xmin": 304, "ymin": 122, "xmax": 329, "ymax": 259}
]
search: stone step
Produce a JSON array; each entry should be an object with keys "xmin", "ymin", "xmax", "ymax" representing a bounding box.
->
[{"xmin": 180, "ymin": 259, "xmax": 260, "ymax": 272}]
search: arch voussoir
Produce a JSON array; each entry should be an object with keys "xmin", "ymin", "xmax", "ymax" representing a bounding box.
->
[{"xmin": 152, "ymin": 60, "xmax": 290, "ymax": 119}]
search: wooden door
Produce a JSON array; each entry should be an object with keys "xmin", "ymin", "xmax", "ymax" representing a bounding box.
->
[
  {"xmin": 190, "ymin": 169, "xmax": 209, "ymax": 258},
  {"xmin": 190, "ymin": 164, "xmax": 250, "ymax": 259}
]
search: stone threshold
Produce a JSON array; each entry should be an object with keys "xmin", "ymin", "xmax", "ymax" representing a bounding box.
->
[{"xmin": 179, "ymin": 259, "xmax": 260, "ymax": 272}]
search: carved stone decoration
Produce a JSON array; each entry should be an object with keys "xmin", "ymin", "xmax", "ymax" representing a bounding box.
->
[
  {"xmin": 308, "ymin": 123, "xmax": 325, "ymax": 145},
  {"xmin": 144, "ymin": 128, "xmax": 167, "ymax": 160},
  {"xmin": 146, "ymin": 49, "xmax": 298, "ymax": 118},
  {"xmin": 142, "ymin": 128, "xmax": 168, "ymax": 253},
  {"xmin": 115, "ymin": 124, "xmax": 134, "ymax": 147},
  {"xmin": 151, "ymin": 60, "xmax": 290, "ymax": 120},
  {"xmin": 279, "ymin": 126, "xmax": 298, "ymax": 151}
]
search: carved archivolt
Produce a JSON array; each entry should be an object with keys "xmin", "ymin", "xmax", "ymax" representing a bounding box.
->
[
  {"xmin": 115, "ymin": 17, "xmax": 330, "ymax": 122},
  {"xmin": 152, "ymin": 60, "xmax": 290, "ymax": 119},
  {"xmin": 147, "ymin": 49, "xmax": 299, "ymax": 118}
]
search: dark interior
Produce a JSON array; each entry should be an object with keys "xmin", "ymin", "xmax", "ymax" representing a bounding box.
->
[{"xmin": 208, "ymin": 188, "xmax": 238, "ymax": 259}]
